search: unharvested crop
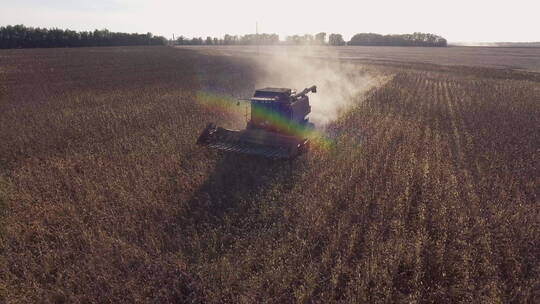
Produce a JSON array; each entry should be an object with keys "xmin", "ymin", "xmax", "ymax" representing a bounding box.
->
[{"xmin": 0, "ymin": 46, "xmax": 538, "ymax": 303}]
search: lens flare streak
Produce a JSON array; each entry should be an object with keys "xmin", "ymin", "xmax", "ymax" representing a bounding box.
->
[{"xmin": 196, "ymin": 90, "xmax": 333, "ymax": 150}]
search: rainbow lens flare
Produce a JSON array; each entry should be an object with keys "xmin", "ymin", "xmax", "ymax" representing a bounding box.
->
[{"xmin": 196, "ymin": 90, "xmax": 333, "ymax": 150}]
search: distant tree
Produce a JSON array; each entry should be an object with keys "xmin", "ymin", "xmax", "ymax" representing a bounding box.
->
[
  {"xmin": 240, "ymin": 34, "xmax": 256, "ymax": 45},
  {"xmin": 285, "ymin": 35, "xmax": 300, "ymax": 45},
  {"xmin": 328, "ymin": 33, "xmax": 345, "ymax": 46},
  {"xmin": 315, "ymin": 32, "xmax": 326, "ymax": 45},
  {"xmin": 176, "ymin": 35, "xmax": 185, "ymax": 45},
  {"xmin": 285, "ymin": 34, "xmax": 318, "ymax": 45},
  {"xmin": 0, "ymin": 25, "xmax": 167, "ymax": 49},
  {"xmin": 190, "ymin": 37, "xmax": 203, "ymax": 45},
  {"xmin": 205, "ymin": 36, "xmax": 213, "ymax": 45},
  {"xmin": 259, "ymin": 33, "xmax": 279, "ymax": 45},
  {"xmin": 303, "ymin": 34, "xmax": 314, "ymax": 44},
  {"xmin": 216, "ymin": 33, "xmax": 278, "ymax": 46},
  {"xmin": 223, "ymin": 34, "xmax": 234, "ymax": 45},
  {"xmin": 348, "ymin": 32, "xmax": 447, "ymax": 47}
]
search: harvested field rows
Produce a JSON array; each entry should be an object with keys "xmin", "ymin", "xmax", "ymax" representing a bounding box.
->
[{"xmin": 182, "ymin": 45, "xmax": 540, "ymax": 73}]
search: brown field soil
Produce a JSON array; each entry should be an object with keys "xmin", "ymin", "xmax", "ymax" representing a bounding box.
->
[
  {"xmin": 181, "ymin": 45, "xmax": 540, "ymax": 73},
  {"xmin": 1, "ymin": 46, "xmax": 539, "ymax": 303}
]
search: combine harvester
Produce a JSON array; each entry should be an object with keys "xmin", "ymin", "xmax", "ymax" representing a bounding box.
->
[{"xmin": 197, "ymin": 85, "xmax": 317, "ymax": 159}]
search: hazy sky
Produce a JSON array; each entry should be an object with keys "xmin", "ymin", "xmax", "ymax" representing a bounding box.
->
[{"xmin": 1, "ymin": 0, "xmax": 539, "ymax": 42}]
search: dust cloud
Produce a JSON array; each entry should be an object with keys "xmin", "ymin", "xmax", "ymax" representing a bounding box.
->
[{"xmin": 250, "ymin": 46, "xmax": 386, "ymax": 127}]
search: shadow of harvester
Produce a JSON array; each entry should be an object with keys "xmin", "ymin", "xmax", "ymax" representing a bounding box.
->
[{"xmin": 175, "ymin": 151, "xmax": 304, "ymax": 263}]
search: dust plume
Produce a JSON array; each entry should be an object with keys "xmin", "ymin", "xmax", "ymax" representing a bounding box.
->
[{"xmin": 250, "ymin": 46, "xmax": 386, "ymax": 127}]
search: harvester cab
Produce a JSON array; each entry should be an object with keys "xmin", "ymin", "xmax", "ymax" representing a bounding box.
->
[{"xmin": 197, "ymin": 85, "xmax": 317, "ymax": 159}]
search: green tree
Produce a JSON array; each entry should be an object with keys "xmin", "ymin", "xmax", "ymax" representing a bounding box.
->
[
  {"xmin": 0, "ymin": 25, "xmax": 167, "ymax": 49},
  {"xmin": 176, "ymin": 36, "xmax": 185, "ymax": 45},
  {"xmin": 328, "ymin": 33, "xmax": 345, "ymax": 46},
  {"xmin": 315, "ymin": 32, "xmax": 326, "ymax": 45},
  {"xmin": 348, "ymin": 32, "xmax": 447, "ymax": 47}
]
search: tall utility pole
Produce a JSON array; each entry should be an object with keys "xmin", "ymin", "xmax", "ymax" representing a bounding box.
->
[{"xmin": 256, "ymin": 22, "xmax": 260, "ymax": 55}]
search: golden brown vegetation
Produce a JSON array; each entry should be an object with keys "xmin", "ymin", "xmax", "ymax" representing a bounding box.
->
[{"xmin": 0, "ymin": 46, "xmax": 538, "ymax": 303}]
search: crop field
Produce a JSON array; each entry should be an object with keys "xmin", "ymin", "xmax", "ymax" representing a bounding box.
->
[
  {"xmin": 182, "ymin": 45, "xmax": 540, "ymax": 73},
  {"xmin": 0, "ymin": 46, "xmax": 539, "ymax": 303}
]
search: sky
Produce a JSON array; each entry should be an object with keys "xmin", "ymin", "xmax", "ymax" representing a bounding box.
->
[{"xmin": 1, "ymin": 0, "xmax": 539, "ymax": 42}]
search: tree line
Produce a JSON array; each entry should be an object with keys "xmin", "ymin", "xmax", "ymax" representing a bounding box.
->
[
  {"xmin": 0, "ymin": 25, "xmax": 167, "ymax": 49},
  {"xmin": 0, "ymin": 25, "xmax": 447, "ymax": 48},
  {"xmin": 349, "ymin": 32, "xmax": 447, "ymax": 47},
  {"xmin": 176, "ymin": 32, "xmax": 345, "ymax": 46},
  {"xmin": 177, "ymin": 32, "xmax": 446, "ymax": 47}
]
